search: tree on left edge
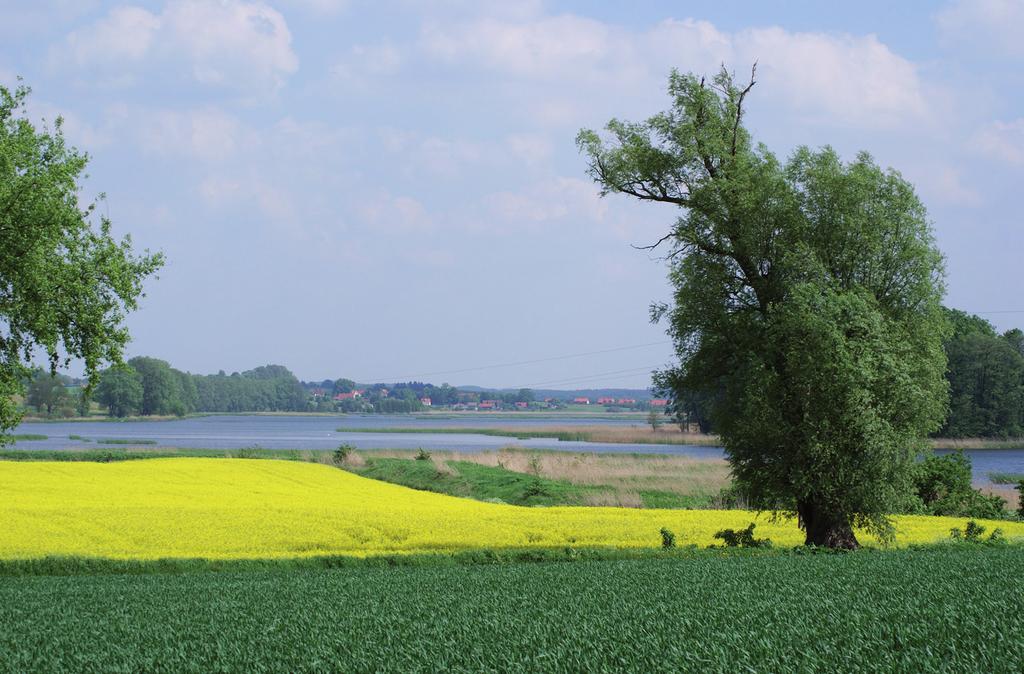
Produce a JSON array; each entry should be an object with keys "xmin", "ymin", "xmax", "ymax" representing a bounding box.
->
[{"xmin": 0, "ymin": 82, "xmax": 163, "ymax": 441}]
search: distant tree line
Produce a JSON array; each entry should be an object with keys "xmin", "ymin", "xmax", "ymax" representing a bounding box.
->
[
  {"xmin": 940, "ymin": 309, "xmax": 1024, "ymax": 438},
  {"xmin": 661, "ymin": 308, "xmax": 1024, "ymax": 439},
  {"xmin": 93, "ymin": 359, "xmax": 306, "ymax": 417}
]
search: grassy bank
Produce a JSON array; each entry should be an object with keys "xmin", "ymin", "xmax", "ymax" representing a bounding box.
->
[
  {"xmin": 337, "ymin": 425, "xmax": 722, "ymax": 445},
  {"xmin": 352, "ymin": 449, "xmax": 732, "ymax": 508},
  {"xmin": 1, "ymin": 546, "xmax": 1020, "ymax": 671}
]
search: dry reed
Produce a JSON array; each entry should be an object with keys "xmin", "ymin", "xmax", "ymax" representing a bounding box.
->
[{"xmin": 361, "ymin": 447, "xmax": 733, "ymax": 503}]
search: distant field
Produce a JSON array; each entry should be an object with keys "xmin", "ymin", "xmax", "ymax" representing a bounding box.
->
[
  {"xmin": 1, "ymin": 547, "xmax": 1021, "ymax": 672},
  {"xmin": 2, "ymin": 458, "xmax": 1022, "ymax": 561}
]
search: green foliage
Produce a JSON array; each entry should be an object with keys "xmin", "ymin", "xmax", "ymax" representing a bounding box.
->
[
  {"xmin": 334, "ymin": 444, "xmax": 354, "ymax": 463},
  {"xmin": 1019, "ymin": 481, "xmax": 1024, "ymax": 520},
  {"xmin": 647, "ymin": 408, "xmax": 662, "ymax": 432},
  {"xmin": 0, "ymin": 83, "xmax": 163, "ymax": 442},
  {"xmin": 712, "ymin": 523, "xmax": 772, "ymax": 548},
  {"xmin": 94, "ymin": 365, "xmax": 143, "ymax": 417},
  {"xmin": 948, "ymin": 520, "xmax": 1005, "ymax": 544},
  {"xmin": 1, "ymin": 548, "xmax": 1022, "ymax": 671},
  {"xmin": 579, "ymin": 67, "xmax": 949, "ymax": 548},
  {"xmin": 352, "ymin": 457, "xmax": 598, "ymax": 507},
  {"xmin": 659, "ymin": 527, "xmax": 676, "ymax": 548},
  {"xmin": 25, "ymin": 371, "xmax": 71, "ymax": 417},
  {"xmin": 193, "ymin": 365, "xmax": 306, "ymax": 413},
  {"xmin": 941, "ymin": 311, "xmax": 1024, "ymax": 438},
  {"xmin": 414, "ymin": 448, "xmax": 431, "ymax": 461},
  {"xmin": 911, "ymin": 452, "xmax": 1007, "ymax": 519},
  {"xmin": 10, "ymin": 434, "xmax": 46, "ymax": 441},
  {"xmin": 374, "ymin": 398, "xmax": 421, "ymax": 414}
]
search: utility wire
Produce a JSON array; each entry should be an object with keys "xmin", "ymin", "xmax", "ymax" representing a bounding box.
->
[
  {"xmin": 514, "ymin": 365, "xmax": 664, "ymax": 389},
  {"xmin": 369, "ymin": 340, "xmax": 671, "ymax": 382},
  {"xmin": 358, "ymin": 309, "xmax": 1024, "ymax": 388}
]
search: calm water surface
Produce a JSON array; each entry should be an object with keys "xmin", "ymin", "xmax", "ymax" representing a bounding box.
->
[{"xmin": 11, "ymin": 414, "xmax": 1024, "ymax": 484}]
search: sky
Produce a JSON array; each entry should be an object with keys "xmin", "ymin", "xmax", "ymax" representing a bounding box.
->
[{"xmin": 2, "ymin": 0, "xmax": 1023, "ymax": 389}]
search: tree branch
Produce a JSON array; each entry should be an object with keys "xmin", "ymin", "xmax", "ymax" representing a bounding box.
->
[
  {"xmin": 731, "ymin": 62, "xmax": 757, "ymax": 157},
  {"xmin": 631, "ymin": 232, "xmax": 674, "ymax": 252}
]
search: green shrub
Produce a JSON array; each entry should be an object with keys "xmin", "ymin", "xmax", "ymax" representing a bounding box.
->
[
  {"xmin": 1018, "ymin": 481, "xmax": 1024, "ymax": 520},
  {"xmin": 949, "ymin": 520, "xmax": 1005, "ymax": 544},
  {"xmin": 334, "ymin": 444, "xmax": 354, "ymax": 463},
  {"xmin": 660, "ymin": 527, "xmax": 676, "ymax": 549},
  {"xmin": 233, "ymin": 446, "xmax": 262, "ymax": 459},
  {"xmin": 522, "ymin": 480, "xmax": 550, "ymax": 499},
  {"xmin": 712, "ymin": 523, "xmax": 772, "ymax": 549},
  {"xmin": 414, "ymin": 448, "xmax": 431, "ymax": 461},
  {"xmin": 912, "ymin": 452, "xmax": 1007, "ymax": 519}
]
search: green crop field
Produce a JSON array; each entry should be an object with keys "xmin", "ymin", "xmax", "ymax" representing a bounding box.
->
[{"xmin": 1, "ymin": 546, "xmax": 1021, "ymax": 672}]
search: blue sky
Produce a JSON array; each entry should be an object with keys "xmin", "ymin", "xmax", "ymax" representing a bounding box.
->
[{"xmin": 2, "ymin": 0, "xmax": 1022, "ymax": 388}]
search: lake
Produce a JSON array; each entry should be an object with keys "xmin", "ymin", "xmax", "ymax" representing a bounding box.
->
[{"xmin": 10, "ymin": 414, "xmax": 1024, "ymax": 485}]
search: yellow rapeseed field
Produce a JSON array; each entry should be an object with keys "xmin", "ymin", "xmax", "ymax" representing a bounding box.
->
[{"xmin": 1, "ymin": 458, "xmax": 1021, "ymax": 560}]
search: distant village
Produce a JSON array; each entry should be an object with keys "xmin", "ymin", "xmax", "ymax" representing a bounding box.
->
[{"xmin": 305, "ymin": 380, "xmax": 664, "ymax": 414}]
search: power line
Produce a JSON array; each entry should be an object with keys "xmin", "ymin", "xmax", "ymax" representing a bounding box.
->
[
  {"xmin": 367, "ymin": 341, "xmax": 671, "ymax": 382},
  {"xmin": 515, "ymin": 365, "xmax": 664, "ymax": 389},
  {"xmin": 355, "ymin": 308, "xmax": 1024, "ymax": 389}
]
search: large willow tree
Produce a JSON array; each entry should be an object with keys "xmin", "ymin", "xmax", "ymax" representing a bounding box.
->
[{"xmin": 578, "ymin": 67, "xmax": 949, "ymax": 548}]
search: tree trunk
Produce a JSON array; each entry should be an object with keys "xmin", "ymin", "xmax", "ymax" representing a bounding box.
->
[{"xmin": 797, "ymin": 500, "xmax": 859, "ymax": 549}]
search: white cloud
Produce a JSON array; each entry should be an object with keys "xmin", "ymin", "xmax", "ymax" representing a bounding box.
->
[
  {"xmin": 421, "ymin": 15, "xmax": 932, "ymax": 129},
  {"xmin": 357, "ymin": 192, "xmax": 434, "ymax": 233},
  {"xmin": 331, "ymin": 42, "xmax": 402, "ymax": 88},
  {"xmin": 485, "ymin": 177, "xmax": 606, "ymax": 225},
  {"xmin": 376, "ymin": 129, "xmax": 485, "ymax": 177},
  {"xmin": 199, "ymin": 171, "xmax": 294, "ymax": 220},
  {"xmin": 421, "ymin": 14, "xmax": 613, "ymax": 79},
  {"xmin": 973, "ymin": 118, "xmax": 1024, "ymax": 165},
  {"xmin": 506, "ymin": 133, "xmax": 552, "ymax": 165},
  {"xmin": 56, "ymin": 0, "xmax": 298, "ymax": 95},
  {"xmin": 914, "ymin": 165, "xmax": 982, "ymax": 206},
  {"xmin": 279, "ymin": 0, "xmax": 349, "ymax": 13},
  {"xmin": 63, "ymin": 6, "xmax": 159, "ymax": 67},
  {"xmin": 734, "ymin": 27, "xmax": 929, "ymax": 127},
  {"xmin": 936, "ymin": 0, "xmax": 1024, "ymax": 58},
  {"xmin": 137, "ymin": 108, "xmax": 254, "ymax": 162}
]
